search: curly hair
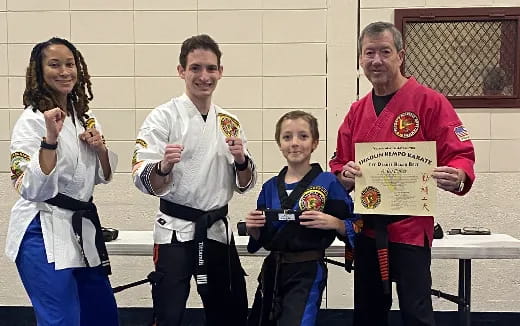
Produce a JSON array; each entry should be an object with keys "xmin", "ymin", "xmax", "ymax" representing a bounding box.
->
[{"xmin": 23, "ymin": 37, "xmax": 93, "ymax": 126}]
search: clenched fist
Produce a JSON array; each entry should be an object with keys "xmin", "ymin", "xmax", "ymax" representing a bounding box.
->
[
  {"xmin": 160, "ymin": 144, "xmax": 184, "ymax": 174},
  {"xmin": 43, "ymin": 107, "xmax": 66, "ymax": 143}
]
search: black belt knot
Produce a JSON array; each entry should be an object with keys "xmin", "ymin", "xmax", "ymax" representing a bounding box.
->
[
  {"xmin": 159, "ymin": 199, "xmax": 230, "ymax": 296},
  {"xmin": 45, "ymin": 193, "xmax": 111, "ymax": 275}
]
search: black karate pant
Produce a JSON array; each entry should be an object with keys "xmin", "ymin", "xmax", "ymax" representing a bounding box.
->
[
  {"xmin": 152, "ymin": 237, "xmax": 247, "ymax": 326},
  {"xmin": 353, "ymin": 234, "xmax": 435, "ymax": 326},
  {"xmin": 248, "ymin": 256, "xmax": 327, "ymax": 326}
]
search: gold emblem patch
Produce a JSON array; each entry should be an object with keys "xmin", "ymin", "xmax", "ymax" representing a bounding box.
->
[
  {"xmin": 360, "ymin": 186, "xmax": 381, "ymax": 209},
  {"xmin": 10, "ymin": 152, "xmax": 30, "ymax": 180},
  {"xmin": 131, "ymin": 149, "xmax": 139, "ymax": 167},
  {"xmin": 85, "ymin": 117, "xmax": 96, "ymax": 129},
  {"xmin": 135, "ymin": 138, "xmax": 148, "ymax": 148},
  {"xmin": 299, "ymin": 186, "xmax": 327, "ymax": 211},
  {"xmin": 132, "ymin": 139, "xmax": 148, "ymax": 167},
  {"xmin": 218, "ymin": 113, "xmax": 240, "ymax": 138},
  {"xmin": 393, "ymin": 112, "xmax": 419, "ymax": 138}
]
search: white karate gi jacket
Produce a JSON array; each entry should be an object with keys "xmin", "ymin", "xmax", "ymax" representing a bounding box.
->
[
  {"xmin": 133, "ymin": 94, "xmax": 257, "ymax": 244},
  {"xmin": 5, "ymin": 107, "xmax": 118, "ymax": 270}
]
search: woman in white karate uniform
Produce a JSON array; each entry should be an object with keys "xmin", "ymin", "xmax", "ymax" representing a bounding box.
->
[{"xmin": 5, "ymin": 37, "xmax": 119, "ymax": 326}]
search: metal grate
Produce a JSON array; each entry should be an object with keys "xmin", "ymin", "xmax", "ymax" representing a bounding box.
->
[{"xmin": 404, "ymin": 20, "xmax": 516, "ymax": 97}]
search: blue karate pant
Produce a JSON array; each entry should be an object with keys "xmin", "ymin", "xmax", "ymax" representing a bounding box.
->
[{"xmin": 16, "ymin": 215, "xmax": 119, "ymax": 326}]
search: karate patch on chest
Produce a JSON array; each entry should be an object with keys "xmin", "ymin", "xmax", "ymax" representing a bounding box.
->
[
  {"xmin": 218, "ymin": 113, "xmax": 240, "ymax": 138},
  {"xmin": 299, "ymin": 186, "xmax": 327, "ymax": 211},
  {"xmin": 393, "ymin": 112, "xmax": 420, "ymax": 138},
  {"xmin": 454, "ymin": 125, "xmax": 470, "ymax": 142}
]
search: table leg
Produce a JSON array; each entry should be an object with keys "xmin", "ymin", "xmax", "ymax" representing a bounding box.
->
[{"xmin": 458, "ymin": 259, "xmax": 471, "ymax": 326}]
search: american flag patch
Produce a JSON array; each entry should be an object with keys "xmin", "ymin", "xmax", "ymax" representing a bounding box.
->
[{"xmin": 454, "ymin": 125, "xmax": 470, "ymax": 141}]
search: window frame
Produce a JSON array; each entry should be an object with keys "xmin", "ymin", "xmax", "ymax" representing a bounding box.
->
[{"xmin": 395, "ymin": 7, "xmax": 520, "ymax": 108}]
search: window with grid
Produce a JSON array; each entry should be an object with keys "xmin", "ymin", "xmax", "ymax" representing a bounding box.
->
[{"xmin": 395, "ymin": 7, "xmax": 520, "ymax": 108}]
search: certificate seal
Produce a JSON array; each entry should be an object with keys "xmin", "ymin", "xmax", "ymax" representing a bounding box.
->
[
  {"xmin": 218, "ymin": 113, "xmax": 240, "ymax": 138},
  {"xmin": 299, "ymin": 186, "xmax": 327, "ymax": 211},
  {"xmin": 360, "ymin": 186, "xmax": 381, "ymax": 209},
  {"xmin": 393, "ymin": 112, "xmax": 419, "ymax": 138}
]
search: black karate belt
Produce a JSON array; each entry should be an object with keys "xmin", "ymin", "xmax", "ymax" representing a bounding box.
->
[
  {"xmin": 264, "ymin": 208, "xmax": 302, "ymax": 223},
  {"xmin": 45, "ymin": 193, "xmax": 111, "ymax": 275},
  {"xmin": 261, "ymin": 208, "xmax": 349, "ymax": 270},
  {"xmin": 363, "ymin": 215, "xmax": 409, "ymax": 294},
  {"xmin": 159, "ymin": 199, "xmax": 230, "ymax": 297}
]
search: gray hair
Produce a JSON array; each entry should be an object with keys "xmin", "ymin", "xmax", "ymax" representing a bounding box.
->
[{"xmin": 358, "ymin": 21, "xmax": 404, "ymax": 55}]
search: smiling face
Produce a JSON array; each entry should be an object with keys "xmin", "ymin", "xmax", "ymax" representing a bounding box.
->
[
  {"xmin": 359, "ymin": 30, "xmax": 405, "ymax": 94},
  {"xmin": 278, "ymin": 117, "xmax": 318, "ymax": 167},
  {"xmin": 178, "ymin": 48, "xmax": 223, "ymax": 105},
  {"xmin": 42, "ymin": 44, "xmax": 77, "ymax": 101}
]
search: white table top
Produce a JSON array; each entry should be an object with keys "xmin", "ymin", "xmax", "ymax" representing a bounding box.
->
[{"xmin": 106, "ymin": 231, "xmax": 520, "ymax": 260}]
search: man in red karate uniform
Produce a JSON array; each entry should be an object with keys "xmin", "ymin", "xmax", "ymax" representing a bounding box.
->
[{"xmin": 330, "ymin": 21, "xmax": 476, "ymax": 326}]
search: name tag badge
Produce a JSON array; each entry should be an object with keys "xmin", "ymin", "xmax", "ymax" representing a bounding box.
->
[{"xmin": 278, "ymin": 213, "xmax": 296, "ymax": 221}]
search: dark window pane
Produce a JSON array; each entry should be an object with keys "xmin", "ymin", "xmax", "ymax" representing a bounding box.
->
[
  {"xmin": 404, "ymin": 20, "xmax": 515, "ymax": 97},
  {"xmin": 395, "ymin": 7, "xmax": 520, "ymax": 108}
]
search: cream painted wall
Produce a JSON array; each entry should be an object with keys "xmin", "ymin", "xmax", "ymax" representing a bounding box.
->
[{"xmin": 0, "ymin": 0, "xmax": 519, "ymax": 312}]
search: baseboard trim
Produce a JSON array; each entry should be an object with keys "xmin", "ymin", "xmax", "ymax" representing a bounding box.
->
[{"xmin": 0, "ymin": 307, "xmax": 518, "ymax": 326}]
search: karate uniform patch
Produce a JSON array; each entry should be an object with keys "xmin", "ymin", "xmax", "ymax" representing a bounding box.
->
[
  {"xmin": 218, "ymin": 113, "xmax": 240, "ymax": 138},
  {"xmin": 132, "ymin": 139, "xmax": 148, "ymax": 167},
  {"xmin": 135, "ymin": 138, "xmax": 148, "ymax": 148},
  {"xmin": 10, "ymin": 151, "xmax": 30, "ymax": 180},
  {"xmin": 299, "ymin": 186, "xmax": 327, "ymax": 211},
  {"xmin": 454, "ymin": 125, "xmax": 470, "ymax": 142},
  {"xmin": 393, "ymin": 112, "xmax": 420, "ymax": 138},
  {"xmin": 86, "ymin": 117, "xmax": 96, "ymax": 129}
]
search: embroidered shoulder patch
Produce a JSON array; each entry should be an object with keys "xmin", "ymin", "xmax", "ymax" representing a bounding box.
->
[
  {"xmin": 393, "ymin": 112, "xmax": 420, "ymax": 138},
  {"xmin": 10, "ymin": 152, "xmax": 30, "ymax": 180},
  {"xmin": 454, "ymin": 125, "xmax": 470, "ymax": 142},
  {"xmin": 85, "ymin": 117, "xmax": 96, "ymax": 129},
  {"xmin": 131, "ymin": 161, "xmax": 143, "ymax": 177},
  {"xmin": 218, "ymin": 113, "xmax": 240, "ymax": 138},
  {"xmin": 299, "ymin": 186, "xmax": 328, "ymax": 211},
  {"xmin": 136, "ymin": 138, "xmax": 148, "ymax": 148},
  {"xmin": 132, "ymin": 139, "xmax": 148, "ymax": 167}
]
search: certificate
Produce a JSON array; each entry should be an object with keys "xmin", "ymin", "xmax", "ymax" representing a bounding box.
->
[{"xmin": 354, "ymin": 141, "xmax": 437, "ymax": 216}]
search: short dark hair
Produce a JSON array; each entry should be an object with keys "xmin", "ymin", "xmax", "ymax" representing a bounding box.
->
[
  {"xmin": 23, "ymin": 37, "xmax": 93, "ymax": 125},
  {"xmin": 179, "ymin": 34, "xmax": 222, "ymax": 69},
  {"xmin": 358, "ymin": 21, "xmax": 404, "ymax": 55},
  {"xmin": 275, "ymin": 110, "xmax": 319, "ymax": 146}
]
